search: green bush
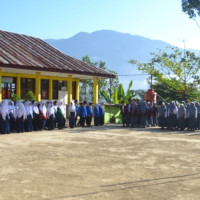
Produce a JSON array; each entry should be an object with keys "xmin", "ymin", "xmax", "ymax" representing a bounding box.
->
[
  {"xmin": 24, "ymin": 90, "xmax": 36, "ymax": 101},
  {"xmin": 11, "ymin": 94, "xmax": 21, "ymax": 103}
]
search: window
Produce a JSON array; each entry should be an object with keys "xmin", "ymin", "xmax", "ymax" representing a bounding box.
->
[
  {"xmin": 2, "ymin": 77, "xmax": 16, "ymax": 99},
  {"xmin": 21, "ymin": 78, "xmax": 35, "ymax": 99},
  {"xmin": 53, "ymin": 80, "xmax": 67, "ymax": 99},
  {"xmin": 41, "ymin": 79, "xmax": 49, "ymax": 99}
]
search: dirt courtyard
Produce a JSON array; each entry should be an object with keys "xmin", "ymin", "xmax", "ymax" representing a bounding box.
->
[{"xmin": 0, "ymin": 125, "xmax": 200, "ymax": 200}]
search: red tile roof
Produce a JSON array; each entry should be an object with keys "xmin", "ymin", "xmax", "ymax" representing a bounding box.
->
[{"xmin": 0, "ymin": 30, "xmax": 115, "ymax": 78}]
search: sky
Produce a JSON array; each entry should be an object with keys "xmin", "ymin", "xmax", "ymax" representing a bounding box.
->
[{"xmin": 1, "ymin": 0, "xmax": 200, "ymax": 50}]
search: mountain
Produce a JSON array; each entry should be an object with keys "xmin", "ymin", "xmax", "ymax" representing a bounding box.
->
[{"xmin": 45, "ymin": 30, "xmax": 171, "ymax": 90}]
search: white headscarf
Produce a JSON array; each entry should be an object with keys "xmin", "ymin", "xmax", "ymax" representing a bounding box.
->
[
  {"xmin": 24, "ymin": 101, "xmax": 33, "ymax": 117},
  {"xmin": 32, "ymin": 101, "xmax": 39, "ymax": 114},
  {"xmin": 0, "ymin": 100, "xmax": 9, "ymax": 120},
  {"xmin": 8, "ymin": 101, "xmax": 15, "ymax": 116},
  {"xmin": 15, "ymin": 102, "xmax": 26, "ymax": 120},
  {"xmin": 39, "ymin": 101, "xmax": 47, "ymax": 117},
  {"xmin": 58, "ymin": 101, "xmax": 65, "ymax": 114},
  {"xmin": 68, "ymin": 101, "xmax": 76, "ymax": 116},
  {"xmin": 47, "ymin": 102, "xmax": 55, "ymax": 117}
]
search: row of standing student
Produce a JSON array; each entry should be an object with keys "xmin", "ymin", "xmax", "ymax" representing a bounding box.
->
[
  {"xmin": 158, "ymin": 101, "xmax": 199, "ymax": 131},
  {"xmin": 0, "ymin": 100, "xmax": 105, "ymax": 134},
  {"xmin": 120, "ymin": 99, "xmax": 158, "ymax": 128},
  {"xmin": 0, "ymin": 100, "xmax": 67, "ymax": 134},
  {"xmin": 120, "ymin": 100, "xmax": 199, "ymax": 131},
  {"xmin": 74, "ymin": 101, "xmax": 105, "ymax": 127}
]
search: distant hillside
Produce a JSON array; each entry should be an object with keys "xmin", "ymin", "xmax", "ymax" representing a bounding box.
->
[{"xmin": 45, "ymin": 30, "xmax": 171, "ymax": 89}]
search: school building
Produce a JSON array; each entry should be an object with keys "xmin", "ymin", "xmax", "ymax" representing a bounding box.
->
[{"xmin": 0, "ymin": 30, "xmax": 115, "ymax": 104}]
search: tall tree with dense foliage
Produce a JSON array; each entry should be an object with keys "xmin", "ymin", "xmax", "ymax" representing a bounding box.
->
[
  {"xmin": 182, "ymin": 0, "xmax": 200, "ymax": 19},
  {"xmin": 80, "ymin": 55, "xmax": 119, "ymax": 102},
  {"xmin": 129, "ymin": 47, "xmax": 200, "ymax": 102}
]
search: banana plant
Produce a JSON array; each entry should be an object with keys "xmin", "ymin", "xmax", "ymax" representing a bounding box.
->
[{"xmin": 101, "ymin": 80, "xmax": 135, "ymax": 104}]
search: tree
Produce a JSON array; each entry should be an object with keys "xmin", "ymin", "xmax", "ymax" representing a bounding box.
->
[
  {"xmin": 182, "ymin": 0, "xmax": 200, "ymax": 19},
  {"xmin": 80, "ymin": 55, "xmax": 119, "ymax": 102},
  {"xmin": 129, "ymin": 47, "xmax": 200, "ymax": 102}
]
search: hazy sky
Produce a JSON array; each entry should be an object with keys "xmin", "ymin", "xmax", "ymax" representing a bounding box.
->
[{"xmin": 1, "ymin": 0, "xmax": 200, "ymax": 49}]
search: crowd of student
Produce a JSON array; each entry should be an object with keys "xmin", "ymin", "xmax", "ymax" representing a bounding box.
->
[
  {"xmin": 0, "ymin": 99, "xmax": 105, "ymax": 134},
  {"xmin": 120, "ymin": 99, "xmax": 199, "ymax": 131}
]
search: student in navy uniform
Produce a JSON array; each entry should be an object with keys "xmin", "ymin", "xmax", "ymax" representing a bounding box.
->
[
  {"xmin": 120, "ymin": 101, "xmax": 126, "ymax": 127},
  {"xmin": 147, "ymin": 102, "xmax": 153, "ymax": 127},
  {"xmin": 126, "ymin": 99, "xmax": 132, "ymax": 127},
  {"xmin": 94, "ymin": 104, "xmax": 100, "ymax": 126},
  {"xmin": 86, "ymin": 102, "xmax": 93, "ymax": 127},
  {"xmin": 32, "ymin": 101, "xmax": 39, "ymax": 131},
  {"xmin": 68, "ymin": 101, "xmax": 76, "ymax": 128},
  {"xmin": 15, "ymin": 102, "xmax": 26, "ymax": 133},
  {"xmin": 196, "ymin": 102, "xmax": 200, "ymax": 130},
  {"xmin": 168, "ymin": 101, "xmax": 178, "ymax": 130},
  {"xmin": 188, "ymin": 102, "xmax": 197, "ymax": 131},
  {"xmin": 158, "ymin": 102, "xmax": 167, "ymax": 129},
  {"xmin": 47, "ymin": 101, "xmax": 55, "ymax": 130},
  {"xmin": 24, "ymin": 101, "xmax": 33, "ymax": 132},
  {"xmin": 57, "ymin": 101, "xmax": 66, "ymax": 129},
  {"xmin": 130, "ymin": 101, "xmax": 138, "ymax": 128},
  {"xmin": 39, "ymin": 101, "xmax": 48, "ymax": 130},
  {"xmin": 99, "ymin": 102, "xmax": 105, "ymax": 126},
  {"xmin": 140, "ymin": 101, "xmax": 148, "ymax": 128},
  {"xmin": 0, "ymin": 100, "xmax": 10, "ymax": 134},
  {"xmin": 152, "ymin": 103, "xmax": 158, "ymax": 127},
  {"xmin": 177, "ymin": 104, "xmax": 186, "ymax": 131},
  {"xmin": 79, "ymin": 101, "xmax": 87, "ymax": 127}
]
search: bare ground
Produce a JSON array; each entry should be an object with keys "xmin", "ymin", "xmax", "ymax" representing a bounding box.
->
[{"xmin": 0, "ymin": 125, "xmax": 200, "ymax": 200}]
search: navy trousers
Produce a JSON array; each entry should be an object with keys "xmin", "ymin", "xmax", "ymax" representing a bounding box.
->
[
  {"xmin": 1, "ymin": 115, "xmax": 10, "ymax": 134},
  {"xmin": 94, "ymin": 116, "xmax": 99, "ymax": 126},
  {"xmin": 58, "ymin": 117, "xmax": 65, "ymax": 129},
  {"xmin": 16, "ymin": 116, "xmax": 24, "ymax": 133},
  {"xmin": 47, "ymin": 115, "xmax": 55, "ymax": 130},
  {"xmin": 86, "ymin": 115, "xmax": 92, "ymax": 127},
  {"xmin": 25, "ymin": 114, "xmax": 33, "ymax": 132},
  {"xmin": 40, "ymin": 119, "xmax": 47, "ymax": 130},
  {"xmin": 69, "ymin": 112, "xmax": 75, "ymax": 128}
]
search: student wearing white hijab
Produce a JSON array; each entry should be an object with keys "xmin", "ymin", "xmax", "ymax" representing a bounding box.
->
[
  {"xmin": 32, "ymin": 101, "xmax": 39, "ymax": 131},
  {"xmin": 57, "ymin": 101, "xmax": 66, "ymax": 129},
  {"xmin": 39, "ymin": 101, "xmax": 48, "ymax": 130},
  {"xmin": 8, "ymin": 101, "xmax": 15, "ymax": 132},
  {"xmin": 24, "ymin": 101, "xmax": 33, "ymax": 132},
  {"xmin": 53, "ymin": 100, "xmax": 58, "ymax": 128},
  {"xmin": 0, "ymin": 100, "xmax": 10, "ymax": 134},
  {"xmin": 47, "ymin": 101, "xmax": 55, "ymax": 130},
  {"xmin": 68, "ymin": 101, "xmax": 76, "ymax": 128},
  {"xmin": 15, "ymin": 102, "xmax": 26, "ymax": 133}
]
